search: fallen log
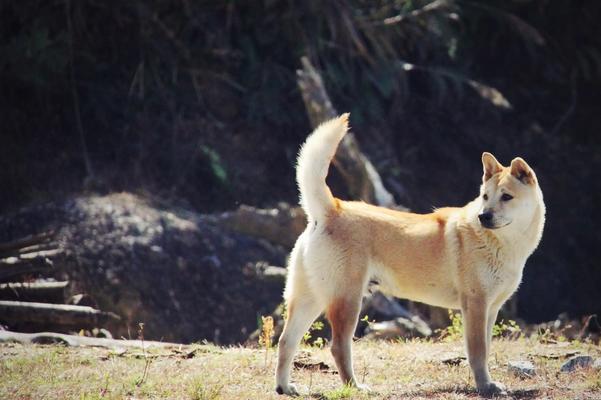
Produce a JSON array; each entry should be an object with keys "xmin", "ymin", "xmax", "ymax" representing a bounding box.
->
[
  {"xmin": 209, "ymin": 203, "xmax": 306, "ymax": 249},
  {"xmin": 18, "ymin": 248, "xmax": 63, "ymax": 260},
  {"xmin": 0, "ymin": 281, "xmax": 69, "ymax": 303},
  {"xmin": 0, "ymin": 231, "xmax": 55, "ymax": 257},
  {"xmin": 0, "ymin": 330, "xmax": 179, "ymax": 350},
  {"xmin": 0, "ymin": 300, "xmax": 120, "ymax": 329},
  {"xmin": 0, "ymin": 256, "xmax": 54, "ymax": 282}
]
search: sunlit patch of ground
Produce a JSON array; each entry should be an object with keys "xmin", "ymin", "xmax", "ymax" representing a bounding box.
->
[{"xmin": 0, "ymin": 338, "xmax": 599, "ymax": 399}]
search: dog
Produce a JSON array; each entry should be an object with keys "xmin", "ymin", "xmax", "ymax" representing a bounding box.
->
[{"xmin": 275, "ymin": 114, "xmax": 545, "ymax": 396}]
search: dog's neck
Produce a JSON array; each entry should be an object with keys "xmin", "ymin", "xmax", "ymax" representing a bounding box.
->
[
  {"xmin": 485, "ymin": 198, "xmax": 545, "ymax": 260},
  {"xmin": 462, "ymin": 192, "xmax": 545, "ymax": 261}
]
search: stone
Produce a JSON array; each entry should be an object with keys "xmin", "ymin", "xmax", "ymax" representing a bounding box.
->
[
  {"xmin": 508, "ymin": 360, "xmax": 536, "ymax": 378},
  {"xmin": 364, "ymin": 315, "xmax": 432, "ymax": 340},
  {"xmin": 560, "ymin": 355, "xmax": 594, "ymax": 373}
]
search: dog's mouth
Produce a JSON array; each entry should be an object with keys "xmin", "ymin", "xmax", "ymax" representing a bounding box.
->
[
  {"xmin": 481, "ymin": 220, "xmax": 499, "ymax": 229},
  {"xmin": 480, "ymin": 220, "xmax": 511, "ymax": 230}
]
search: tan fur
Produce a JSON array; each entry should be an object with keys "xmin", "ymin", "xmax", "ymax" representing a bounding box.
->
[{"xmin": 275, "ymin": 116, "xmax": 545, "ymax": 396}]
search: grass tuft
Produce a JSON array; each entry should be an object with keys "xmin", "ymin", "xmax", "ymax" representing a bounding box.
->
[{"xmin": 189, "ymin": 379, "xmax": 223, "ymax": 400}]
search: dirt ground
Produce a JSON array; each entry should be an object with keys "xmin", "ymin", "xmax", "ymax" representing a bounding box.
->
[{"xmin": 1, "ymin": 337, "xmax": 599, "ymax": 399}]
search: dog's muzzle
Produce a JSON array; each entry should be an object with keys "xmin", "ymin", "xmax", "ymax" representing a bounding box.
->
[{"xmin": 478, "ymin": 212, "xmax": 495, "ymax": 229}]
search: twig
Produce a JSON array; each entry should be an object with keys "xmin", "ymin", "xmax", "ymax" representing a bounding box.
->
[
  {"xmin": 65, "ymin": 0, "xmax": 94, "ymax": 179},
  {"xmin": 381, "ymin": 0, "xmax": 451, "ymax": 26},
  {"xmin": 550, "ymin": 75, "xmax": 577, "ymax": 136},
  {"xmin": 137, "ymin": 322, "xmax": 152, "ymax": 387}
]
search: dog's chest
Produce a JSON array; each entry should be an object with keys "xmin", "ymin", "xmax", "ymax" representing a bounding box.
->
[{"xmin": 478, "ymin": 251, "xmax": 525, "ymax": 298}]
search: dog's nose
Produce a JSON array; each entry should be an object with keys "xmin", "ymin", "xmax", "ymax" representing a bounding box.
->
[{"xmin": 478, "ymin": 212, "xmax": 493, "ymax": 224}]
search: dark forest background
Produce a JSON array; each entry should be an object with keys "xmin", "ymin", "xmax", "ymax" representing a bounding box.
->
[{"xmin": 1, "ymin": 0, "xmax": 600, "ymax": 331}]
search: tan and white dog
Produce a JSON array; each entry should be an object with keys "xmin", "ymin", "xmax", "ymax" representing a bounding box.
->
[{"xmin": 275, "ymin": 114, "xmax": 545, "ymax": 396}]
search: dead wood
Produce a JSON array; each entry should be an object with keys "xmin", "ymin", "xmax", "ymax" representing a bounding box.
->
[
  {"xmin": 0, "ymin": 231, "xmax": 55, "ymax": 257},
  {"xmin": 0, "ymin": 281, "xmax": 68, "ymax": 303},
  {"xmin": 208, "ymin": 203, "xmax": 306, "ymax": 249},
  {"xmin": 0, "ymin": 329, "xmax": 180, "ymax": 349},
  {"xmin": 297, "ymin": 56, "xmax": 397, "ymax": 208},
  {"xmin": 0, "ymin": 255, "xmax": 54, "ymax": 282},
  {"xmin": 0, "ymin": 300, "xmax": 120, "ymax": 329}
]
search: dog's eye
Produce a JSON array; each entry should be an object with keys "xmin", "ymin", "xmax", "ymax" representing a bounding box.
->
[
  {"xmin": 501, "ymin": 193, "xmax": 513, "ymax": 201},
  {"xmin": 482, "ymin": 194, "xmax": 488, "ymax": 201}
]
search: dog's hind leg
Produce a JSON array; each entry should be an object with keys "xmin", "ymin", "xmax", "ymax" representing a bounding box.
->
[
  {"xmin": 326, "ymin": 295, "xmax": 368, "ymax": 390},
  {"xmin": 275, "ymin": 295, "xmax": 322, "ymax": 395}
]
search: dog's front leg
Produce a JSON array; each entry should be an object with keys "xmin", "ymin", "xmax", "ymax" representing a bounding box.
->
[
  {"xmin": 461, "ymin": 296, "xmax": 507, "ymax": 397},
  {"xmin": 486, "ymin": 301, "xmax": 503, "ymax": 353}
]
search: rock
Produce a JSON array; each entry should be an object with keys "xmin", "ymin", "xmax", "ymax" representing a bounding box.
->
[
  {"xmin": 246, "ymin": 262, "xmax": 287, "ymax": 284},
  {"xmin": 508, "ymin": 360, "xmax": 536, "ymax": 378},
  {"xmin": 364, "ymin": 315, "xmax": 432, "ymax": 340},
  {"xmin": 593, "ymin": 359, "xmax": 601, "ymax": 370},
  {"xmin": 560, "ymin": 355, "xmax": 594, "ymax": 373},
  {"xmin": 362, "ymin": 292, "xmax": 413, "ymax": 320},
  {"xmin": 441, "ymin": 355, "xmax": 466, "ymax": 366}
]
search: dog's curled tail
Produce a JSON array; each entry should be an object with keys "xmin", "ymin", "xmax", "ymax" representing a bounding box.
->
[{"xmin": 296, "ymin": 114, "xmax": 349, "ymax": 222}]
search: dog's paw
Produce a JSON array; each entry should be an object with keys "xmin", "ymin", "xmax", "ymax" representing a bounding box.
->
[
  {"xmin": 477, "ymin": 381, "xmax": 507, "ymax": 397},
  {"xmin": 275, "ymin": 384, "xmax": 299, "ymax": 396}
]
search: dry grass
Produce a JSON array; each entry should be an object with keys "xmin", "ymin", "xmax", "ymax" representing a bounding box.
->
[{"xmin": 0, "ymin": 338, "xmax": 599, "ymax": 399}]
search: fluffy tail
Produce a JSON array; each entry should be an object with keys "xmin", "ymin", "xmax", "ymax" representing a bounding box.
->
[{"xmin": 296, "ymin": 114, "xmax": 349, "ymax": 222}]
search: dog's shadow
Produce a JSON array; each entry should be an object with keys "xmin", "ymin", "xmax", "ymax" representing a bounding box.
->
[{"xmin": 308, "ymin": 386, "xmax": 541, "ymax": 399}]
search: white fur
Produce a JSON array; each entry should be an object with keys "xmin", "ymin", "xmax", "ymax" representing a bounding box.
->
[{"xmin": 296, "ymin": 114, "xmax": 349, "ymax": 222}]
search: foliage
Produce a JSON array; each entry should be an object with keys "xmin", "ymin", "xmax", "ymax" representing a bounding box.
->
[
  {"xmin": 259, "ymin": 315, "xmax": 274, "ymax": 367},
  {"xmin": 438, "ymin": 310, "xmax": 464, "ymax": 341},
  {"xmin": 438, "ymin": 310, "xmax": 523, "ymax": 341},
  {"xmin": 200, "ymin": 146, "xmax": 228, "ymax": 185},
  {"xmin": 322, "ymin": 384, "xmax": 357, "ymax": 400},
  {"xmin": 492, "ymin": 319, "xmax": 522, "ymax": 339},
  {"xmin": 259, "ymin": 315, "xmax": 274, "ymax": 349},
  {"xmin": 303, "ymin": 320, "xmax": 325, "ymax": 348}
]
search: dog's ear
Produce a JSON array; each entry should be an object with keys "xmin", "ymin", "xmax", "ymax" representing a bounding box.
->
[
  {"xmin": 482, "ymin": 152, "xmax": 503, "ymax": 181},
  {"xmin": 510, "ymin": 157, "xmax": 536, "ymax": 185}
]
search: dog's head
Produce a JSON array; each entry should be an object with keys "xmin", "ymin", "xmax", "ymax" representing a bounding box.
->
[{"xmin": 477, "ymin": 152, "xmax": 542, "ymax": 231}]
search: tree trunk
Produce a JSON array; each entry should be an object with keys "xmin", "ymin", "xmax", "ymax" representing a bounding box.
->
[{"xmin": 297, "ymin": 56, "xmax": 398, "ymax": 208}]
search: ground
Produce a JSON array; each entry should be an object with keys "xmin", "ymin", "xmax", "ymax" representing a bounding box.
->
[{"xmin": 1, "ymin": 338, "xmax": 600, "ymax": 399}]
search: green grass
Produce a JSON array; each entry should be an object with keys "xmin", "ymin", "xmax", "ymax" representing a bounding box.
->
[
  {"xmin": 321, "ymin": 385, "xmax": 359, "ymax": 400},
  {"xmin": 0, "ymin": 338, "xmax": 599, "ymax": 399}
]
